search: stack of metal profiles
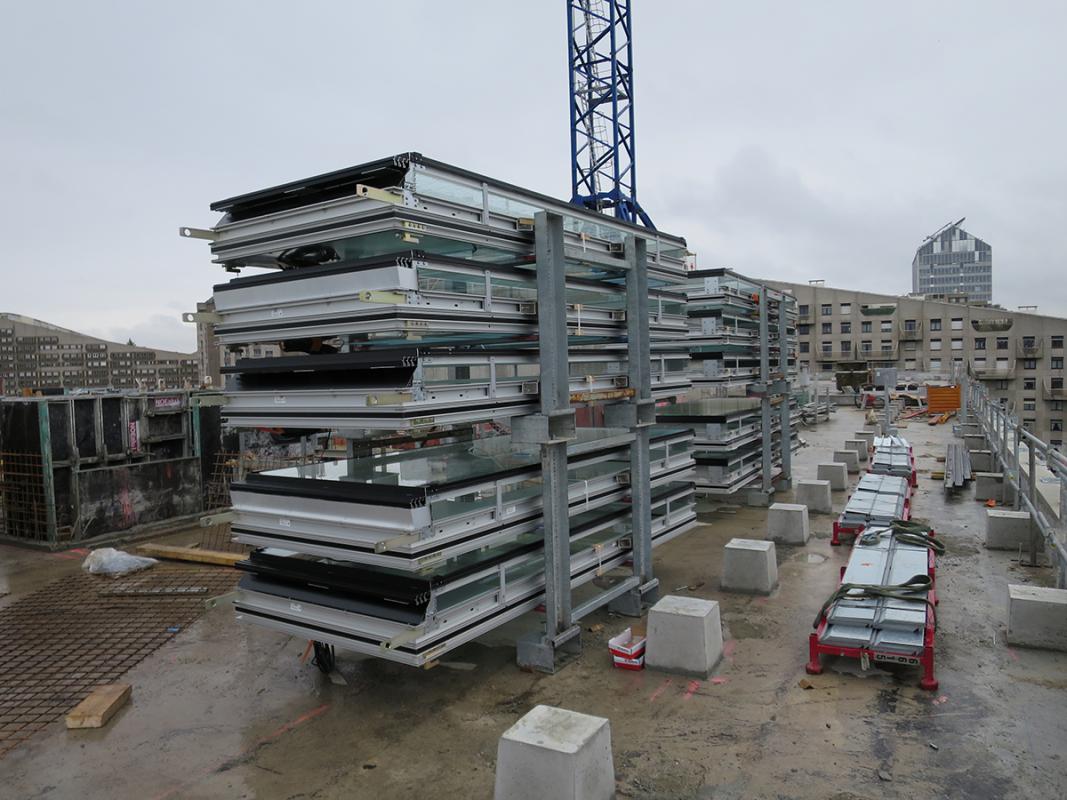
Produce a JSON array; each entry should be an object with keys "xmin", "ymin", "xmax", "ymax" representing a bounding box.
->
[
  {"xmin": 655, "ymin": 269, "xmax": 799, "ymax": 495},
  {"xmin": 188, "ymin": 153, "xmax": 699, "ymax": 666},
  {"xmin": 819, "ymin": 526, "xmax": 932, "ymax": 657},
  {"xmin": 943, "ymin": 442, "xmax": 972, "ymax": 489},
  {"xmin": 839, "ymin": 473, "xmax": 910, "ymax": 530},
  {"xmin": 870, "ymin": 435, "xmax": 915, "ymax": 483}
]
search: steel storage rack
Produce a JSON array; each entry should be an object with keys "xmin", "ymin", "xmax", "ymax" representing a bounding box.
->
[
  {"xmin": 656, "ymin": 269, "xmax": 799, "ymax": 501},
  {"xmin": 182, "ymin": 153, "xmax": 697, "ymax": 672},
  {"xmin": 807, "ymin": 522, "xmax": 941, "ymax": 690}
]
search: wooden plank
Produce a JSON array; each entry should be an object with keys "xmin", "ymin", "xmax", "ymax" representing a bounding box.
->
[
  {"xmin": 66, "ymin": 684, "xmax": 131, "ymax": 729},
  {"xmin": 136, "ymin": 543, "xmax": 243, "ymax": 567}
]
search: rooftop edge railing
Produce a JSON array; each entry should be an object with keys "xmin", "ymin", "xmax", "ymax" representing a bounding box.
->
[{"xmin": 965, "ymin": 378, "xmax": 1067, "ymax": 587}]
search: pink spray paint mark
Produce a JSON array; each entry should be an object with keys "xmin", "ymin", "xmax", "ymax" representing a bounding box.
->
[
  {"xmin": 649, "ymin": 678, "xmax": 673, "ymax": 703},
  {"xmin": 723, "ymin": 639, "xmax": 737, "ymax": 660},
  {"xmin": 1006, "ymin": 648, "xmax": 1019, "ymax": 662},
  {"xmin": 710, "ymin": 676, "xmax": 728, "ymax": 685},
  {"xmin": 683, "ymin": 679, "xmax": 701, "ymax": 699}
]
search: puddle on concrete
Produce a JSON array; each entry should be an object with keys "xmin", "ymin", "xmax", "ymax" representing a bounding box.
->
[{"xmin": 726, "ymin": 619, "xmax": 766, "ymax": 639}]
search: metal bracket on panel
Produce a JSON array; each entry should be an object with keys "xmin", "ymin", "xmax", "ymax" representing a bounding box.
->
[
  {"xmin": 519, "ymin": 301, "xmax": 537, "ymax": 315},
  {"xmin": 355, "ymin": 184, "xmax": 402, "ymax": 204},
  {"xmin": 178, "ymin": 226, "xmax": 217, "ymax": 241},
  {"xmin": 516, "ymin": 217, "xmax": 535, "ymax": 232},
  {"xmin": 358, "ymin": 290, "xmax": 406, "ymax": 304},
  {"xmin": 182, "ymin": 311, "xmax": 222, "ymax": 324},
  {"xmin": 374, "ymin": 532, "xmax": 423, "ymax": 553},
  {"xmin": 382, "ymin": 627, "xmax": 423, "ymax": 651},
  {"xmin": 199, "ymin": 510, "xmax": 236, "ymax": 527}
]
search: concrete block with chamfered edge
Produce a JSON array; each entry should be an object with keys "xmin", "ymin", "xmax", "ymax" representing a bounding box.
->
[
  {"xmin": 796, "ymin": 479, "xmax": 832, "ymax": 513},
  {"xmin": 833, "ymin": 449, "xmax": 860, "ymax": 473},
  {"xmin": 645, "ymin": 595, "xmax": 723, "ymax": 678},
  {"xmin": 817, "ymin": 462, "xmax": 848, "ymax": 491},
  {"xmin": 974, "ymin": 471, "xmax": 1014, "ymax": 503},
  {"xmin": 985, "ymin": 509, "xmax": 1042, "ymax": 552},
  {"xmin": 844, "ymin": 439, "xmax": 869, "ymax": 462},
  {"xmin": 970, "ymin": 449, "xmax": 993, "ymax": 472},
  {"xmin": 1007, "ymin": 585, "xmax": 1067, "ymax": 652},
  {"xmin": 767, "ymin": 502, "xmax": 810, "ymax": 544},
  {"xmin": 854, "ymin": 430, "xmax": 876, "ymax": 449},
  {"xmin": 721, "ymin": 538, "xmax": 778, "ymax": 595},
  {"xmin": 494, "ymin": 705, "xmax": 615, "ymax": 800},
  {"xmin": 964, "ymin": 433, "xmax": 988, "ymax": 452}
]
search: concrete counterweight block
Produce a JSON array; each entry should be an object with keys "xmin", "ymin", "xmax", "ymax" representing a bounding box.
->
[
  {"xmin": 796, "ymin": 479, "xmax": 832, "ymax": 513},
  {"xmin": 970, "ymin": 450, "xmax": 993, "ymax": 473},
  {"xmin": 964, "ymin": 433, "xmax": 987, "ymax": 452},
  {"xmin": 721, "ymin": 538, "xmax": 778, "ymax": 595},
  {"xmin": 494, "ymin": 705, "xmax": 615, "ymax": 800},
  {"xmin": 844, "ymin": 439, "xmax": 869, "ymax": 463},
  {"xmin": 1007, "ymin": 586, "xmax": 1067, "ymax": 651},
  {"xmin": 645, "ymin": 595, "xmax": 723, "ymax": 678},
  {"xmin": 817, "ymin": 462, "xmax": 848, "ymax": 491},
  {"xmin": 985, "ymin": 509, "xmax": 1042, "ymax": 552},
  {"xmin": 854, "ymin": 430, "xmax": 876, "ymax": 449},
  {"xmin": 767, "ymin": 502, "xmax": 810, "ymax": 544},
  {"xmin": 974, "ymin": 472, "xmax": 1014, "ymax": 503},
  {"xmin": 833, "ymin": 449, "xmax": 860, "ymax": 473}
]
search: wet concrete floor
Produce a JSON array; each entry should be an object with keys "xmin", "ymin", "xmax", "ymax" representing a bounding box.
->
[{"xmin": 3, "ymin": 408, "xmax": 1066, "ymax": 799}]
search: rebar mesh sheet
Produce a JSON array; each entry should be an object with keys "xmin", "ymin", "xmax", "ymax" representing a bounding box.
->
[
  {"xmin": 0, "ymin": 452, "xmax": 49, "ymax": 543},
  {"xmin": 0, "ymin": 565, "xmax": 238, "ymax": 758}
]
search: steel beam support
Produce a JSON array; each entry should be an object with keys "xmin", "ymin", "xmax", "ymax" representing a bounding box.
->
[
  {"xmin": 517, "ymin": 211, "xmax": 581, "ymax": 673},
  {"xmin": 777, "ymin": 293, "xmax": 792, "ymax": 487},
  {"xmin": 759, "ymin": 288, "xmax": 773, "ymax": 494},
  {"xmin": 610, "ymin": 234, "xmax": 658, "ymax": 616}
]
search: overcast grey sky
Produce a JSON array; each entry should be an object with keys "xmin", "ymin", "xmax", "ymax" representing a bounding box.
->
[{"xmin": 2, "ymin": 1, "xmax": 1064, "ymax": 353}]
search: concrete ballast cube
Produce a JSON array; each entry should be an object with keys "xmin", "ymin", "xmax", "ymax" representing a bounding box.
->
[
  {"xmin": 854, "ymin": 430, "xmax": 876, "ymax": 449},
  {"xmin": 970, "ymin": 449, "xmax": 993, "ymax": 472},
  {"xmin": 833, "ymin": 449, "xmax": 860, "ymax": 473},
  {"xmin": 817, "ymin": 462, "xmax": 848, "ymax": 491},
  {"xmin": 494, "ymin": 705, "xmax": 615, "ymax": 800},
  {"xmin": 796, "ymin": 479, "xmax": 832, "ymax": 513},
  {"xmin": 985, "ymin": 509, "xmax": 1042, "ymax": 552},
  {"xmin": 964, "ymin": 433, "xmax": 987, "ymax": 452},
  {"xmin": 844, "ymin": 439, "xmax": 869, "ymax": 463},
  {"xmin": 645, "ymin": 595, "xmax": 723, "ymax": 678},
  {"xmin": 1007, "ymin": 585, "xmax": 1067, "ymax": 652},
  {"xmin": 721, "ymin": 538, "xmax": 778, "ymax": 594},
  {"xmin": 974, "ymin": 471, "xmax": 1006, "ymax": 502},
  {"xmin": 767, "ymin": 502, "xmax": 810, "ymax": 544}
]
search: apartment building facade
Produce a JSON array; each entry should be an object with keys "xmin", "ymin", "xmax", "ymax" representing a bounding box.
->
[
  {"xmin": 763, "ymin": 282, "xmax": 1067, "ymax": 449},
  {"xmin": 0, "ymin": 313, "xmax": 200, "ymax": 395},
  {"xmin": 911, "ymin": 221, "xmax": 993, "ymax": 303}
]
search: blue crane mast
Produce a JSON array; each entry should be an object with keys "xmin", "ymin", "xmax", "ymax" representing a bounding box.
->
[{"xmin": 566, "ymin": 0, "xmax": 654, "ymax": 229}]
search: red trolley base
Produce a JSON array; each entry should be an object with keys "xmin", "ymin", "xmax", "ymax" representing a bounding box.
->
[{"xmin": 806, "ymin": 623, "xmax": 938, "ymax": 691}]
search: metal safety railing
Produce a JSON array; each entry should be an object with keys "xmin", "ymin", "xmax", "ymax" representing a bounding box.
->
[{"xmin": 964, "ymin": 378, "xmax": 1067, "ymax": 587}]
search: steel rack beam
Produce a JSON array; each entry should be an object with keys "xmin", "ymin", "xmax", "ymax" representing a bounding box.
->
[
  {"xmin": 606, "ymin": 232, "xmax": 659, "ymax": 616},
  {"xmin": 515, "ymin": 211, "xmax": 582, "ymax": 672}
]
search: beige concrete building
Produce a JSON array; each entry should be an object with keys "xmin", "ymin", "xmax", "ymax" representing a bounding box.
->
[
  {"xmin": 763, "ymin": 281, "xmax": 1067, "ymax": 448},
  {"xmin": 0, "ymin": 313, "xmax": 200, "ymax": 395}
]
